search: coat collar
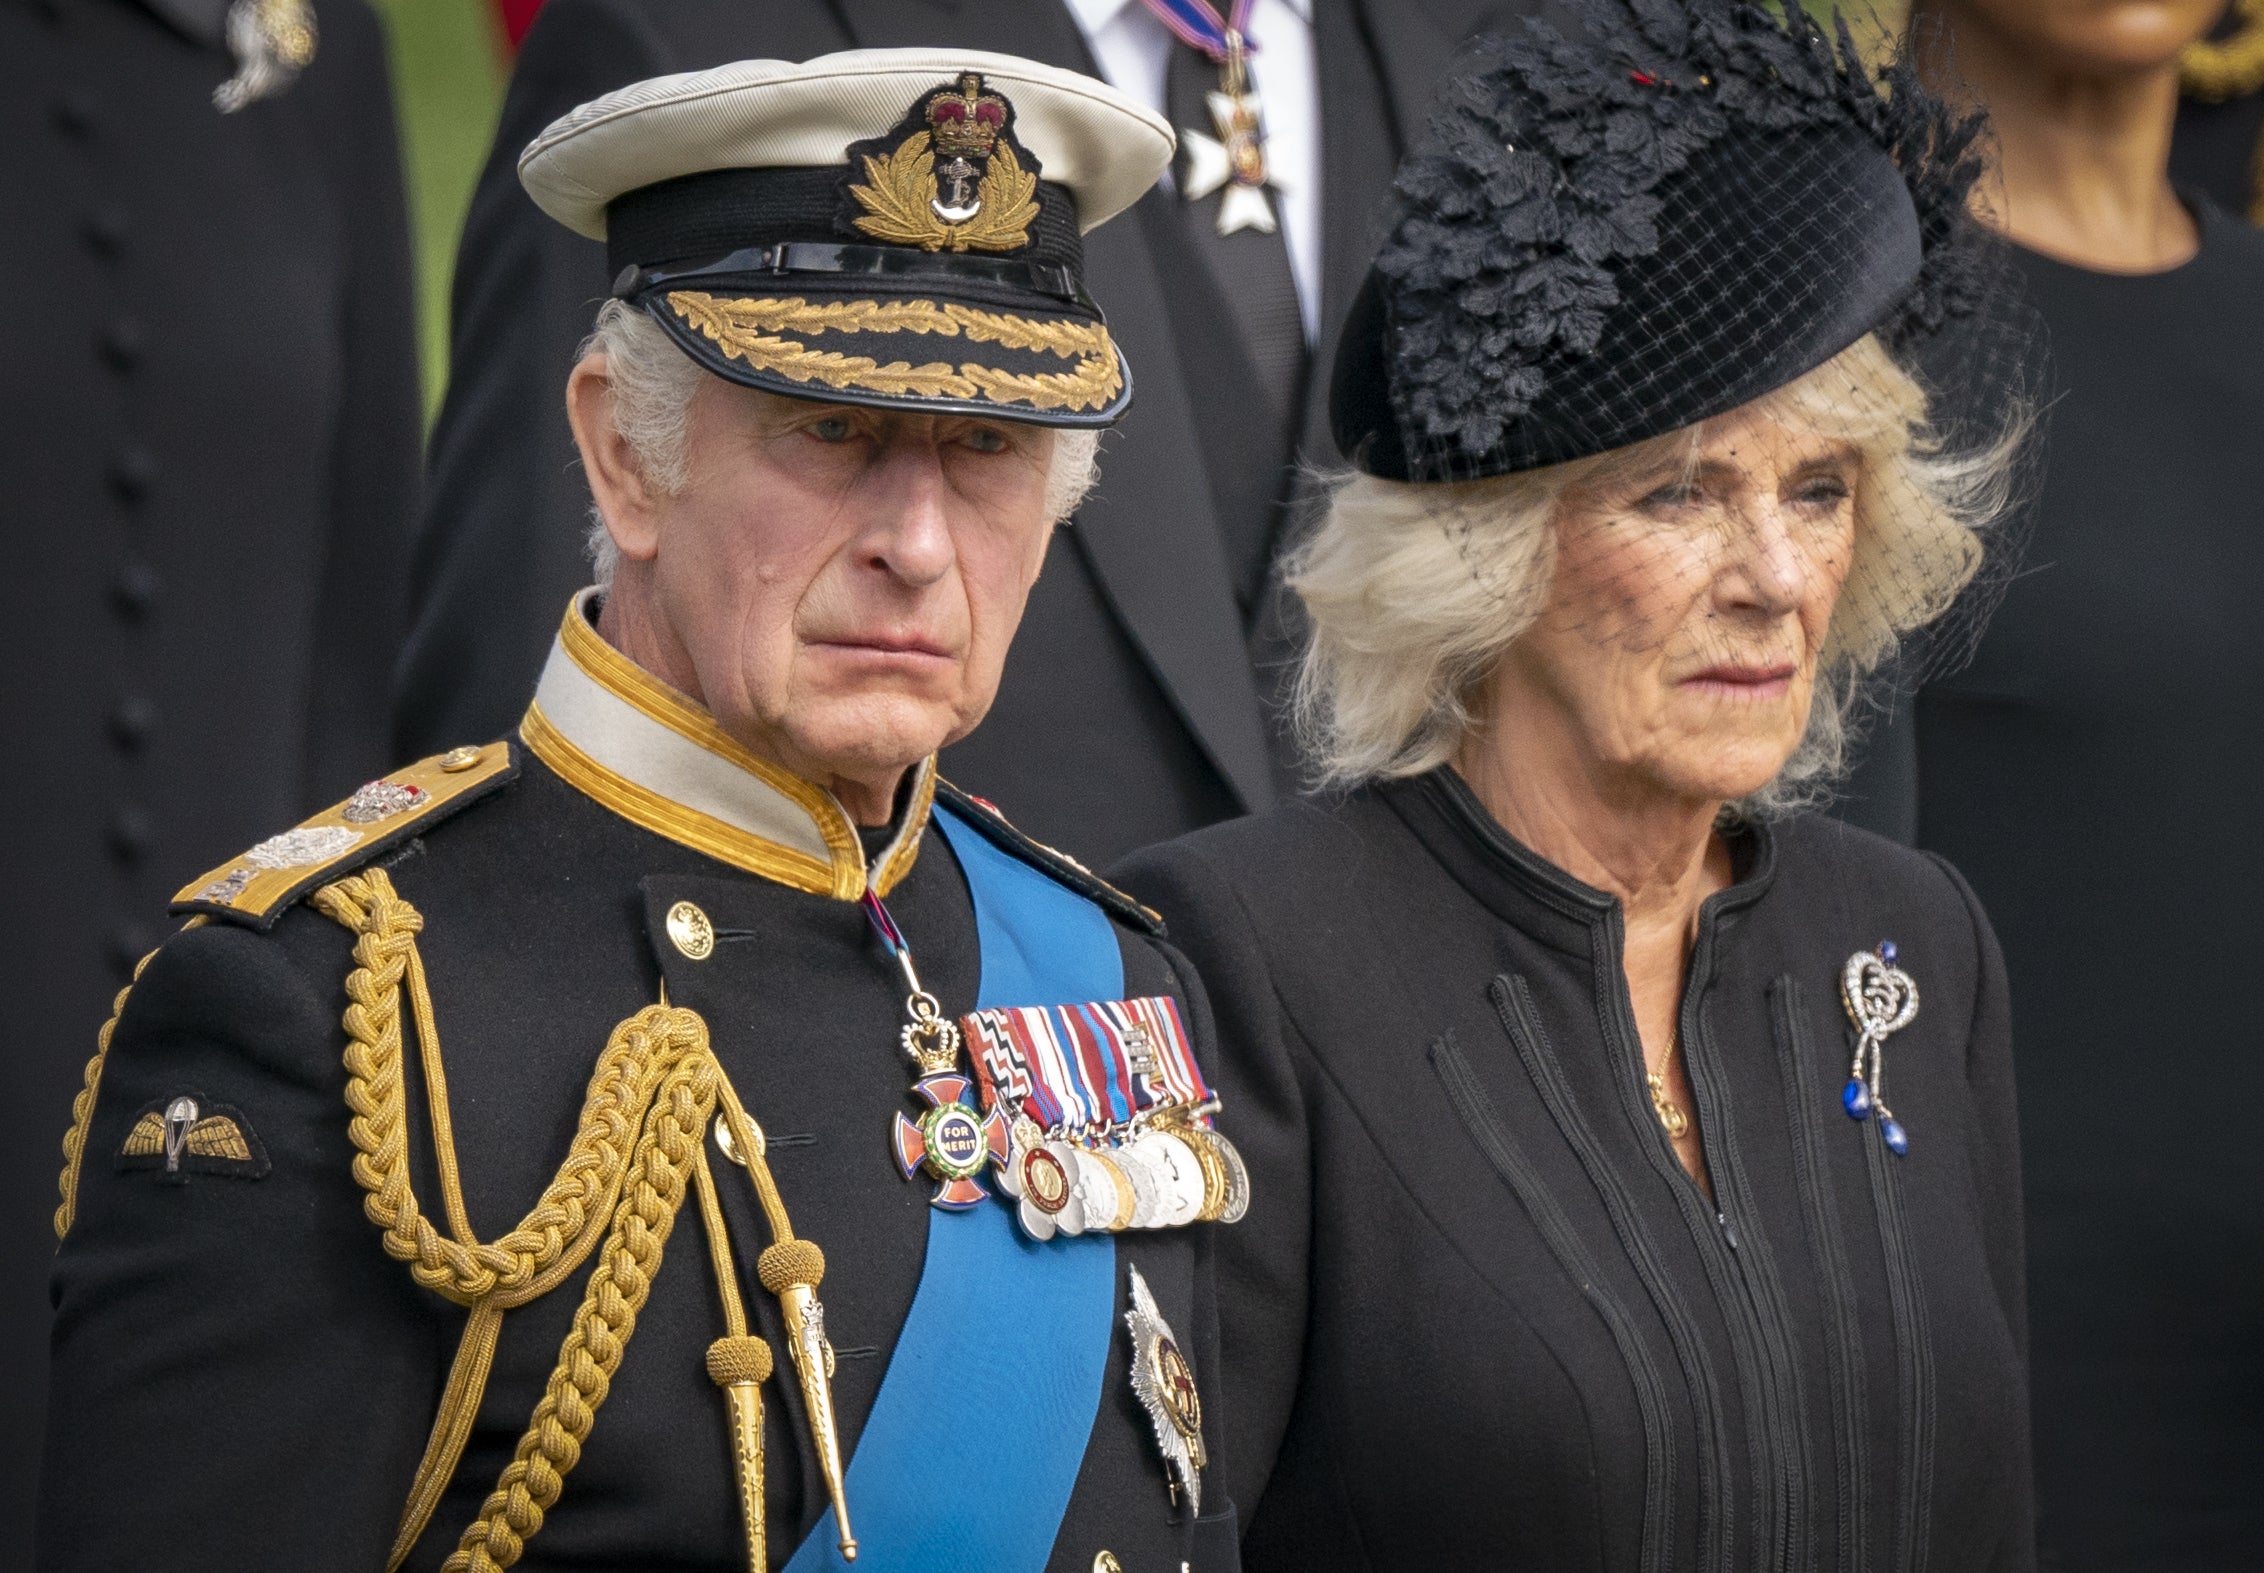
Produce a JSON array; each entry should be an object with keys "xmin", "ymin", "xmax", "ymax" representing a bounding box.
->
[
  {"xmin": 518, "ymin": 590, "xmax": 932, "ymax": 900},
  {"xmin": 1377, "ymin": 767, "xmax": 1778, "ymax": 954}
]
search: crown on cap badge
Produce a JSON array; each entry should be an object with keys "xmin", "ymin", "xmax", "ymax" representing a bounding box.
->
[
  {"xmin": 849, "ymin": 73, "xmax": 1040, "ymax": 254},
  {"xmin": 927, "ymin": 74, "xmax": 1008, "ymax": 159}
]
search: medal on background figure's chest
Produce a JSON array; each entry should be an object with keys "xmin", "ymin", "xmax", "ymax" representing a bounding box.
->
[{"xmin": 1141, "ymin": 0, "xmax": 1285, "ymax": 235}]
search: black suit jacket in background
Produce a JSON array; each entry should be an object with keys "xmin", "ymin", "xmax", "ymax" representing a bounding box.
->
[
  {"xmin": 0, "ymin": 1, "xmax": 420, "ymax": 1564},
  {"xmin": 395, "ymin": 0, "xmax": 1527, "ymax": 865}
]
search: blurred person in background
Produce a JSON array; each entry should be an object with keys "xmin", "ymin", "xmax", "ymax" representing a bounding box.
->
[
  {"xmin": 2172, "ymin": 0, "xmax": 2264, "ymax": 217},
  {"xmin": 1835, "ymin": 0, "xmax": 2264, "ymax": 1560},
  {"xmin": 0, "ymin": 0, "xmax": 420, "ymax": 1561},
  {"xmin": 395, "ymin": 0, "xmax": 1538, "ymax": 866}
]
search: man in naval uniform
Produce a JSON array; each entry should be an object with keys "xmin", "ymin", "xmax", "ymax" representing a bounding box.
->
[{"xmin": 41, "ymin": 51, "xmax": 1247, "ymax": 1573}]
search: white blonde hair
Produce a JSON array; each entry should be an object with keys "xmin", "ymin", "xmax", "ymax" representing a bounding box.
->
[
  {"xmin": 577, "ymin": 300, "xmax": 1103, "ymax": 585},
  {"xmin": 1289, "ymin": 333, "xmax": 2022, "ymax": 816}
]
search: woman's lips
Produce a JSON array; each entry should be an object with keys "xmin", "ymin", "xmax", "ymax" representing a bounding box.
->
[{"xmin": 1680, "ymin": 662, "xmax": 1796, "ymax": 697}]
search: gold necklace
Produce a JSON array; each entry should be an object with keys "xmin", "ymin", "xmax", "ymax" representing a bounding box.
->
[{"xmin": 1648, "ymin": 1033, "xmax": 1690, "ymax": 1139}]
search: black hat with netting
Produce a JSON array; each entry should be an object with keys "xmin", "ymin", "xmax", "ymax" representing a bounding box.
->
[{"xmin": 1331, "ymin": 0, "xmax": 2015, "ymax": 485}]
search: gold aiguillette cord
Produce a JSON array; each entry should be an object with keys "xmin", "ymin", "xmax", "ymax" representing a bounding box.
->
[
  {"xmin": 692, "ymin": 1138, "xmax": 772, "ymax": 1573},
  {"xmin": 711, "ymin": 1066, "xmax": 859, "ymax": 1562}
]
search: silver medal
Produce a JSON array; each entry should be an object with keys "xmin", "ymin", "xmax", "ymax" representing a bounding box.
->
[{"xmin": 1147, "ymin": 1131, "xmax": 1206, "ymax": 1228}]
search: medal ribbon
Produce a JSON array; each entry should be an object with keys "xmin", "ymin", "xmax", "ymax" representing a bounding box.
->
[
  {"xmin": 962, "ymin": 996, "xmax": 1211, "ymax": 1137},
  {"xmin": 859, "ymin": 888, "xmax": 917, "ymax": 985},
  {"xmin": 1137, "ymin": 0, "xmax": 1257, "ymax": 60}
]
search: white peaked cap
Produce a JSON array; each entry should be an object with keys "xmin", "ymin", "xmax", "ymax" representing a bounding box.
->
[{"xmin": 519, "ymin": 47, "xmax": 1175, "ymax": 241}]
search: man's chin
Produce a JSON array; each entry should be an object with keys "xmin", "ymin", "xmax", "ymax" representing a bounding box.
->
[{"xmin": 775, "ymin": 693, "xmax": 971, "ymax": 786}]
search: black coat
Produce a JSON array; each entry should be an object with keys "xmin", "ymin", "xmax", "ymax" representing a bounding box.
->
[
  {"xmin": 1115, "ymin": 770, "xmax": 2035, "ymax": 1572},
  {"xmin": 392, "ymin": 0, "xmax": 1526, "ymax": 865},
  {"xmin": 1, "ymin": 0, "xmax": 419, "ymax": 1559},
  {"xmin": 40, "ymin": 749, "xmax": 1238, "ymax": 1571}
]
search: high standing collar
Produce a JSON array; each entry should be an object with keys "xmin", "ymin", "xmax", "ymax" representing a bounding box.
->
[
  {"xmin": 518, "ymin": 590, "xmax": 932, "ymax": 899},
  {"xmin": 1376, "ymin": 767, "xmax": 1777, "ymax": 952}
]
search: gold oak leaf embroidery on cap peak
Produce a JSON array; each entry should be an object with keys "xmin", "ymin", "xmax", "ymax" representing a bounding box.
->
[{"xmin": 665, "ymin": 292, "xmax": 1122, "ymax": 412}]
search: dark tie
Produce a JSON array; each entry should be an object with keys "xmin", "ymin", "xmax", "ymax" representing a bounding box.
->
[{"xmin": 1161, "ymin": 38, "xmax": 1311, "ymax": 617}]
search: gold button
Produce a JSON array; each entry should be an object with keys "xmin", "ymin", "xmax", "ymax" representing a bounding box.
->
[
  {"xmin": 666, "ymin": 900, "xmax": 715, "ymax": 960},
  {"xmin": 438, "ymin": 745, "xmax": 483, "ymax": 773},
  {"xmin": 1093, "ymin": 1555, "xmax": 1123, "ymax": 1573}
]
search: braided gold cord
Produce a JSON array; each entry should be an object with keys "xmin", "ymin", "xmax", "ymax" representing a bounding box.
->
[
  {"xmin": 441, "ymin": 1020, "xmax": 719, "ymax": 1573},
  {"xmin": 312, "ymin": 870, "xmax": 714, "ymax": 1569},
  {"xmin": 313, "ymin": 871, "xmax": 655, "ymax": 1308},
  {"xmin": 53, "ymin": 917, "xmax": 208, "ymax": 1241},
  {"xmin": 312, "ymin": 868, "xmax": 812, "ymax": 1572}
]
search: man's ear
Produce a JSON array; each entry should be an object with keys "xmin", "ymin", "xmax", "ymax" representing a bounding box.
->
[{"xmin": 567, "ymin": 352, "xmax": 663, "ymax": 564}]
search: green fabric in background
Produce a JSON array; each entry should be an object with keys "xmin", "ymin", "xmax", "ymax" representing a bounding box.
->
[{"xmin": 369, "ymin": 0, "xmax": 507, "ymax": 423}]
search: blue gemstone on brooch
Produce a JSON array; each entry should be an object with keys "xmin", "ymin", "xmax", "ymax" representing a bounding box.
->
[
  {"xmin": 1879, "ymin": 939, "xmax": 1898, "ymax": 964},
  {"xmin": 1842, "ymin": 1078, "xmax": 1872, "ymax": 1120},
  {"xmin": 1881, "ymin": 1116, "xmax": 1909, "ymax": 1156}
]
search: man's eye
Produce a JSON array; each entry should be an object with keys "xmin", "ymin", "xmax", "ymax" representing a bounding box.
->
[
  {"xmin": 963, "ymin": 427, "xmax": 1009, "ymax": 455},
  {"xmin": 808, "ymin": 416, "xmax": 855, "ymax": 443}
]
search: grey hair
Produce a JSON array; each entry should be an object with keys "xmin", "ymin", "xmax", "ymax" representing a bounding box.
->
[
  {"xmin": 1289, "ymin": 332, "xmax": 2024, "ymax": 818},
  {"xmin": 578, "ymin": 300, "xmax": 1103, "ymax": 587}
]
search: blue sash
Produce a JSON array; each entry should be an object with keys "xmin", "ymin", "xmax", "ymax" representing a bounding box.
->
[{"xmin": 784, "ymin": 804, "xmax": 1119, "ymax": 1572}]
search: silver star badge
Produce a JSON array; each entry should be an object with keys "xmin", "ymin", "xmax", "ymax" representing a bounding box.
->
[{"xmin": 1125, "ymin": 1263, "xmax": 1207, "ymax": 1512}]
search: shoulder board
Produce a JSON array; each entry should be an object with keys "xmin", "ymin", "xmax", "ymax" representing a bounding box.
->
[
  {"xmin": 171, "ymin": 743, "xmax": 519, "ymax": 931},
  {"xmin": 933, "ymin": 779, "xmax": 1163, "ymax": 936}
]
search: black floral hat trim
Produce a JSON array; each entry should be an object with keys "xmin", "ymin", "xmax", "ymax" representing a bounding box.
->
[{"xmin": 1344, "ymin": 0, "xmax": 1992, "ymax": 479}]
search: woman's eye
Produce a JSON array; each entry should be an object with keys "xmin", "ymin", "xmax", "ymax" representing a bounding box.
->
[
  {"xmin": 963, "ymin": 426, "xmax": 1009, "ymax": 455},
  {"xmin": 808, "ymin": 416, "xmax": 855, "ymax": 443},
  {"xmin": 1637, "ymin": 481, "xmax": 1702, "ymax": 512},
  {"xmin": 1792, "ymin": 475, "xmax": 1852, "ymax": 507}
]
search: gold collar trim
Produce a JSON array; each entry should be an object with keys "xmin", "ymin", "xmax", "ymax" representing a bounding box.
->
[{"xmin": 519, "ymin": 591, "xmax": 930, "ymax": 899}]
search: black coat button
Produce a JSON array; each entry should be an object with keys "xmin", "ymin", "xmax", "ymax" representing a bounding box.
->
[
  {"xmin": 109, "ymin": 805, "xmax": 156, "ymax": 863},
  {"xmin": 110, "ymin": 695, "xmax": 156, "ymax": 750},
  {"xmin": 82, "ymin": 205, "xmax": 130, "ymax": 259},
  {"xmin": 100, "ymin": 317, "xmax": 147, "ymax": 372},
  {"xmin": 112, "ymin": 560, "xmax": 161, "ymax": 619},
  {"xmin": 108, "ymin": 445, "xmax": 157, "ymax": 503},
  {"xmin": 51, "ymin": 90, "xmax": 100, "ymax": 139}
]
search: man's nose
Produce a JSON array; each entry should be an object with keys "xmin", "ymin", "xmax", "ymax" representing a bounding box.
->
[{"xmin": 861, "ymin": 441, "xmax": 957, "ymax": 586}]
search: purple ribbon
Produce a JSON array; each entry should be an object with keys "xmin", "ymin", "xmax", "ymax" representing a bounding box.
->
[{"xmin": 1137, "ymin": 0, "xmax": 1258, "ymax": 61}]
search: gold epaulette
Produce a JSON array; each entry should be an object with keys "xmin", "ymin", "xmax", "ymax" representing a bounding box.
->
[
  {"xmin": 933, "ymin": 777, "xmax": 1164, "ymax": 935},
  {"xmin": 170, "ymin": 743, "xmax": 518, "ymax": 930}
]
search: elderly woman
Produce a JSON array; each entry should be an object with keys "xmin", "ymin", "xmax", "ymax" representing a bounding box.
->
[{"xmin": 1116, "ymin": 1, "xmax": 2036, "ymax": 1568}]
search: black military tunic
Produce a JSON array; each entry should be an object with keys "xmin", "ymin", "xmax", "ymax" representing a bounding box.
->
[{"xmin": 41, "ymin": 602, "xmax": 1239, "ymax": 1571}]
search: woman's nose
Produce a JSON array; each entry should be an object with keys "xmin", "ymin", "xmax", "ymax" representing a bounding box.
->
[{"xmin": 1719, "ymin": 504, "xmax": 1811, "ymax": 616}]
